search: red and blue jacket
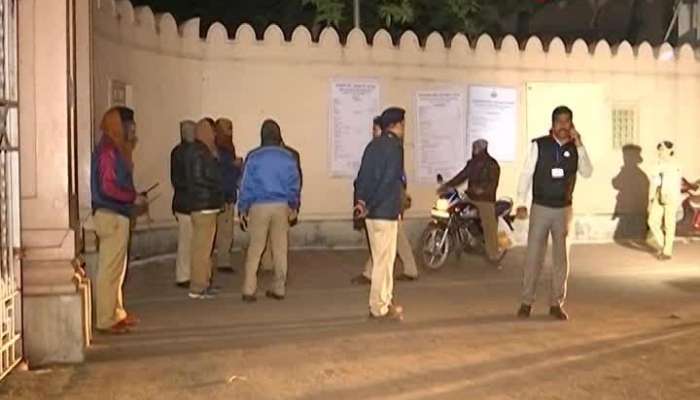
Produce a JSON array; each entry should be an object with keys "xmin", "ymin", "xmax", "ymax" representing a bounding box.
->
[{"xmin": 91, "ymin": 136, "xmax": 136, "ymax": 217}]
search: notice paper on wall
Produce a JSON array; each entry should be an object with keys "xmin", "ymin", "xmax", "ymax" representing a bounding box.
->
[
  {"xmin": 466, "ymin": 86, "xmax": 518, "ymax": 161},
  {"xmin": 415, "ymin": 89, "xmax": 468, "ymax": 184},
  {"xmin": 329, "ymin": 79, "xmax": 381, "ymax": 177}
]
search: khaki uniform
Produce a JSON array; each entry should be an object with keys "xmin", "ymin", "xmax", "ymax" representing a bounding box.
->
[
  {"xmin": 215, "ymin": 202, "xmax": 236, "ymax": 268},
  {"xmin": 362, "ymin": 218, "xmax": 418, "ymax": 279},
  {"xmin": 242, "ymin": 203, "xmax": 291, "ymax": 296},
  {"xmin": 175, "ymin": 212, "xmax": 192, "ymax": 283},
  {"xmin": 366, "ymin": 219, "xmax": 399, "ymax": 316},
  {"xmin": 190, "ymin": 211, "xmax": 218, "ymax": 293},
  {"xmin": 94, "ymin": 210, "xmax": 130, "ymax": 330}
]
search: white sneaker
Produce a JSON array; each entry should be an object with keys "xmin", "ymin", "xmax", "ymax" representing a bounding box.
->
[{"xmin": 188, "ymin": 290, "xmax": 214, "ymax": 300}]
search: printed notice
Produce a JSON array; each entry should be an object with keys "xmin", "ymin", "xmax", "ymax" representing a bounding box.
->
[
  {"xmin": 329, "ymin": 79, "xmax": 380, "ymax": 177},
  {"xmin": 415, "ymin": 89, "xmax": 468, "ymax": 183},
  {"xmin": 467, "ymin": 86, "xmax": 518, "ymax": 161}
]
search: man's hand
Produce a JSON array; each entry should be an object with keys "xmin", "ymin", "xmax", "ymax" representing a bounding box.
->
[
  {"xmin": 134, "ymin": 194, "xmax": 148, "ymax": 206},
  {"xmin": 288, "ymin": 208, "xmax": 298, "ymax": 223},
  {"xmin": 404, "ymin": 194, "xmax": 412, "ymax": 210},
  {"xmin": 353, "ymin": 201, "xmax": 368, "ymax": 219},
  {"xmin": 571, "ymin": 126, "xmax": 582, "ymax": 147},
  {"xmin": 240, "ymin": 214, "xmax": 249, "ymax": 231},
  {"xmin": 516, "ymin": 206, "xmax": 529, "ymax": 220}
]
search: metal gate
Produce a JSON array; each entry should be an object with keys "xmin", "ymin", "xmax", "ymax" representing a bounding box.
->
[{"xmin": 0, "ymin": 0, "xmax": 20, "ymax": 381}]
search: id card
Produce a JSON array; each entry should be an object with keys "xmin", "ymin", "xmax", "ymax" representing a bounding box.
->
[{"xmin": 551, "ymin": 168, "xmax": 564, "ymax": 179}]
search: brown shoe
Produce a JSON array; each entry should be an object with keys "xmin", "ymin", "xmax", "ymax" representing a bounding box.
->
[
  {"xmin": 369, "ymin": 304, "xmax": 404, "ymax": 321},
  {"xmin": 123, "ymin": 314, "xmax": 140, "ymax": 327},
  {"xmin": 98, "ymin": 320, "xmax": 131, "ymax": 335},
  {"xmin": 549, "ymin": 306, "xmax": 569, "ymax": 321}
]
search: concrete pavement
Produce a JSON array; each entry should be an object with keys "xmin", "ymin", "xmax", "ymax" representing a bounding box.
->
[{"xmin": 2, "ymin": 242, "xmax": 700, "ymax": 399}]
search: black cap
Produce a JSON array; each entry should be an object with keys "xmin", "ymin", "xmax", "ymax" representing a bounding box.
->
[
  {"xmin": 380, "ymin": 107, "xmax": 405, "ymax": 128},
  {"xmin": 372, "ymin": 116, "xmax": 383, "ymax": 128}
]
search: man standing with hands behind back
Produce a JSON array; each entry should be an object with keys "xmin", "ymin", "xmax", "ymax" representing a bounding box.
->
[
  {"xmin": 354, "ymin": 107, "xmax": 407, "ymax": 321},
  {"xmin": 516, "ymin": 106, "xmax": 593, "ymax": 321}
]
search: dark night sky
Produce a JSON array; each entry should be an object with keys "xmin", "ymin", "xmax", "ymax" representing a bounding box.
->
[{"xmin": 128, "ymin": 0, "xmax": 676, "ymax": 45}]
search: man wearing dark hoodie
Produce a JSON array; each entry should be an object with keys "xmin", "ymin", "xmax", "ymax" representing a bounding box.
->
[
  {"xmin": 439, "ymin": 139, "xmax": 502, "ymax": 267},
  {"xmin": 214, "ymin": 118, "xmax": 243, "ymax": 272},
  {"xmin": 239, "ymin": 120, "xmax": 301, "ymax": 302},
  {"xmin": 171, "ymin": 120, "xmax": 196, "ymax": 288},
  {"xmin": 184, "ymin": 118, "xmax": 224, "ymax": 300},
  {"xmin": 91, "ymin": 106, "xmax": 143, "ymax": 334}
]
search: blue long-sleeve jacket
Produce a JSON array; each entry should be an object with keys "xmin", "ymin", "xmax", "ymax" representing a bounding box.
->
[{"xmin": 238, "ymin": 145, "xmax": 300, "ymax": 215}]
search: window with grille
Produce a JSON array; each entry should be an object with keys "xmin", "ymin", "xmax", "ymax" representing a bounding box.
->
[{"xmin": 612, "ymin": 107, "xmax": 638, "ymax": 148}]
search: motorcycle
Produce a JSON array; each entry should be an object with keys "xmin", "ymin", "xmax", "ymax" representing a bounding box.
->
[
  {"xmin": 678, "ymin": 177, "xmax": 700, "ymax": 235},
  {"xmin": 421, "ymin": 174, "xmax": 514, "ymax": 270}
]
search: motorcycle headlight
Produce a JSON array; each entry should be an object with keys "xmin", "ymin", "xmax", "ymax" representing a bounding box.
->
[
  {"xmin": 435, "ymin": 199, "xmax": 449, "ymax": 211},
  {"xmin": 431, "ymin": 199, "xmax": 451, "ymax": 219}
]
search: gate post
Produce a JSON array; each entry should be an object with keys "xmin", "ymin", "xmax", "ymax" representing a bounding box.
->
[{"xmin": 18, "ymin": 0, "xmax": 89, "ymax": 366}]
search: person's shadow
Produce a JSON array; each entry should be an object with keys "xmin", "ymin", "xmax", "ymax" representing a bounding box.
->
[{"xmin": 611, "ymin": 145, "xmax": 651, "ymax": 250}]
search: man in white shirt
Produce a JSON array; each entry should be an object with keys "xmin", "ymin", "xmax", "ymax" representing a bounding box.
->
[
  {"xmin": 647, "ymin": 141, "xmax": 682, "ymax": 261},
  {"xmin": 515, "ymin": 106, "xmax": 593, "ymax": 321}
]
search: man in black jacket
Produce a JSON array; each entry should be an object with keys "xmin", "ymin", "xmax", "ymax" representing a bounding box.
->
[
  {"xmin": 184, "ymin": 118, "xmax": 224, "ymax": 300},
  {"xmin": 171, "ymin": 120, "xmax": 196, "ymax": 288},
  {"xmin": 439, "ymin": 139, "xmax": 502, "ymax": 267},
  {"xmin": 515, "ymin": 106, "xmax": 593, "ymax": 320},
  {"xmin": 354, "ymin": 107, "xmax": 406, "ymax": 321}
]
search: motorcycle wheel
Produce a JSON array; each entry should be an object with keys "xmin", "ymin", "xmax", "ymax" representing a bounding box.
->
[{"xmin": 421, "ymin": 224, "xmax": 451, "ymax": 270}]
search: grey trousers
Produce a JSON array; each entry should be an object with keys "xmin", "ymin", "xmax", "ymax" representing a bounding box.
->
[{"xmin": 521, "ymin": 204, "xmax": 573, "ymax": 307}]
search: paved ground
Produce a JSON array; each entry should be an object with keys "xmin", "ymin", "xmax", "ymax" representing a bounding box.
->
[{"xmin": 3, "ymin": 242, "xmax": 700, "ymax": 399}]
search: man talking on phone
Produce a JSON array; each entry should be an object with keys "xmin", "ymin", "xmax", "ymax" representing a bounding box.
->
[{"xmin": 515, "ymin": 106, "xmax": 593, "ymax": 321}]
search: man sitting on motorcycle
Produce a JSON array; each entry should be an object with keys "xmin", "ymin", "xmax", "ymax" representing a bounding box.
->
[{"xmin": 438, "ymin": 139, "xmax": 503, "ymax": 268}]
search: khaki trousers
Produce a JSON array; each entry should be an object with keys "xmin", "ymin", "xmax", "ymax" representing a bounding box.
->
[
  {"xmin": 94, "ymin": 210, "xmax": 130, "ymax": 330},
  {"xmin": 366, "ymin": 219, "xmax": 398, "ymax": 317},
  {"xmin": 190, "ymin": 211, "xmax": 218, "ymax": 293},
  {"xmin": 363, "ymin": 219, "xmax": 418, "ymax": 279},
  {"xmin": 243, "ymin": 203, "xmax": 290, "ymax": 296},
  {"xmin": 215, "ymin": 202, "xmax": 235, "ymax": 268},
  {"xmin": 471, "ymin": 199, "xmax": 500, "ymax": 261},
  {"xmin": 260, "ymin": 235, "xmax": 275, "ymax": 272},
  {"xmin": 648, "ymin": 198, "xmax": 679, "ymax": 257},
  {"xmin": 521, "ymin": 204, "xmax": 573, "ymax": 307},
  {"xmin": 175, "ymin": 212, "xmax": 192, "ymax": 283}
]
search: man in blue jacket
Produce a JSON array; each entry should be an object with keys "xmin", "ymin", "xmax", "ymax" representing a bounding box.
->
[
  {"xmin": 239, "ymin": 119, "xmax": 301, "ymax": 302},
  {"xmin": 354, "ymin": 107, "xmax": 406, "ymax": 321}
]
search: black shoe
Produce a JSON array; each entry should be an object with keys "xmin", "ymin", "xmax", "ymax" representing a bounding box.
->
[
  {"xmin": 242, "ymin": 294, "xmax": 257, "ymax": 303},
  {"xmin": 175, "ymin": 281, "xmax": 190, "ymax": 289},
  {"xmin": 395, "ymin": 273, "xmax": 418, "ymax": 282},
  {"xmin": 265, "ymin": 290, "xmax": 285, "ymax": 301},
  {"xmin": 517, "ymin": 304, "xmax": 532, "ymax": 319},
  {"xmin": 657, "ymin": 254, "xmax": 672, "ymax": 261},
  {"xmin": 205, "ymin": 286, "xmax": 221, "ymax": 296},
  {"xmin": 217, "ymin": 267, "xmax": 236, "ymax": 274},
  {"xmin": 350, "ymin": 275, "xmax": 371, "ymax": 285},
  {"xmin": 549, "ymin": 306, "xmax": 569, "ymax": 321}
]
